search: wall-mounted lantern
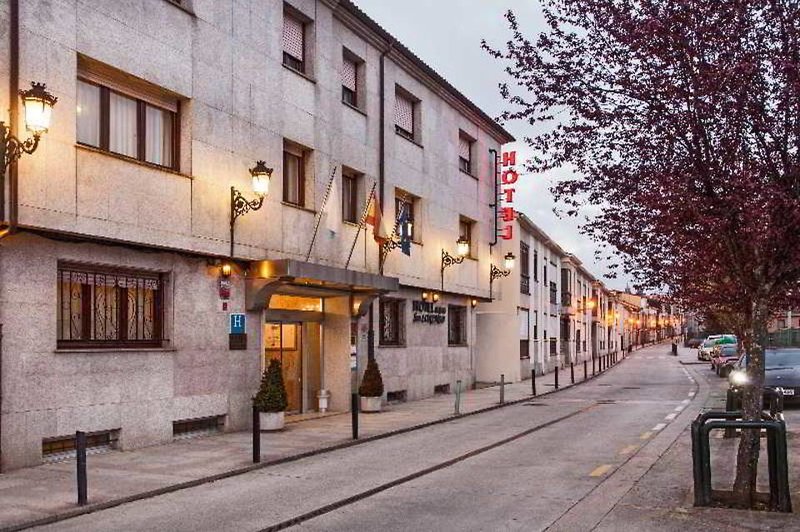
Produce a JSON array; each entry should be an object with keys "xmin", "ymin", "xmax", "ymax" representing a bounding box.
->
[
  {"xmin": 489, "ymin": 251, "xmax": 516, "ymax": 299},
  {"xmin": 2, "ymin": 82, "xmax": 58, "ymax": 173},
  {"xmin": 441, "ymin": 237, "xmax": 470, "ymax": 290},
  {"xmin": 230, "ymin": 161, "xmax": 272, "ymax": 257}
]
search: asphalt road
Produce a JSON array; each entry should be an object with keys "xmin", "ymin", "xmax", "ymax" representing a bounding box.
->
[{"xmin": 33, "ymin": 345, "xmax": 701, "ymax": 532}]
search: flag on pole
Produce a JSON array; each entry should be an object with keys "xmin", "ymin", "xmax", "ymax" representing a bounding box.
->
[
  {"xmin": 365, "ymin": 193, "xmax": 390, "ymax": 243},
  {"xmin": 398, "ymin": 204, "xmax": 411, "ymax": 256}
]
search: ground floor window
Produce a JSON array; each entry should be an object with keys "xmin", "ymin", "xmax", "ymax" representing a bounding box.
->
[
  {"xmin": 520, "ymin": 339, "xmax": 530, "ymax": 359},
  {"xmin": 57, "ymin": 263, "xmax": 165, "ymax": 348},
  {"xmin": 379, "ymin": 298, "xmax": 404, "ymax": 345},
  {"xmin": 448, "ymin": 305, "xmax": 467, "ymax": 345}
]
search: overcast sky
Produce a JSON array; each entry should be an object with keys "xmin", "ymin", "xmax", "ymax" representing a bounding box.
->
[{"xmin": 354, "ymin": 0, "xmax": 630, "ymax": 290}]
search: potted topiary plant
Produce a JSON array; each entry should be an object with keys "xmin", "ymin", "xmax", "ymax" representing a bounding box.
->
[
  {"xmin": 358, "ymin": 358, "xmax": 384, "ymax": 413},
  {"xmin": 253, "ymin": 358, "xmax": 288, "ymax": 431}
]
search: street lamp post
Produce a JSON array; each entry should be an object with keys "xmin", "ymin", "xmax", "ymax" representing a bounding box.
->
[
  {"xmin": 230, "ymin": 161, "xmax": 272, "ymax": 257},
  {"xmin": 1, "ymin": 82, "xmax": 57, "ymax": 173},
  {"xmin": 440, "ymin": 236, "xmax": 470, "ymax": 290},
  {"xmin": 489, "ymin": 251, "xmax": 516, "ymax": 299}
]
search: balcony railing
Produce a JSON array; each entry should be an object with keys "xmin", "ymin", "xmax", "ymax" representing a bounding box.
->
[{"xmin": 520, "ymin": 274, "xmax": 530, "ymax": 295}]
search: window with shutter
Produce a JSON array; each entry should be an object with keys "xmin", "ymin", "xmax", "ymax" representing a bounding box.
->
[
  {"xmin": 395, "ymin": 93, "xmax": 414, "ymax": 139},
  {"xmin": 283, "ymin": 14, "xmax": 305, "ymax": 72},
  {"xmin": 458, "ymin": 135, "xmax": 471, "ymax": 173},
  {"xmin": 342, "ymin": 57, "xmax": 357, "ymax": 106}
]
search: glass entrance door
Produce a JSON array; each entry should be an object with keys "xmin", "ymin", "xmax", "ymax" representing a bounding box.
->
[{"xmin": 264, "ymin": 322, "xmax": 303, "ymax": 413}]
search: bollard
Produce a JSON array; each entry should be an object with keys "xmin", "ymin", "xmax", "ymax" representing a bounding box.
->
[
  {"xmin": 724, "ymin": 390, "xmax": 737, "ymax": 438},
  {"xmin": 583, "ymin": 360, "xmax": 588, "ymax": 380},
  {"xmin": 500, "ymin": 374, "xmax": 505, "ymax": 404},
  {"xmin": 252, "ymin": 406, "xmax": 261, "ymax": 463},
  {"xmin": 555, "ymin": 366, "xmax": 560, "ymax": 390},
  {"xmin": 351, "ymin": 393, "xmax": 359, "ymax": 440},
  {"xmin": 531, "ymin": 369, "xmax": 537, "ymax": 396},
  {"xmin": 570, "ymin": 363, "xmax": 575, "ymax": 384},
  {"xmin": 454, "ymin": 379, "xmax": 462, "ymax": 415},
  {"xmin": 76, "ymin": 431, "xmax": 87, "ymax": 506}
]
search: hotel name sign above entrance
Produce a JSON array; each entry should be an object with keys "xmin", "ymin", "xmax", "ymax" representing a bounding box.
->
[{"xmin": 412, "ymin": 300, "xmax": 446, "ymax": 324}]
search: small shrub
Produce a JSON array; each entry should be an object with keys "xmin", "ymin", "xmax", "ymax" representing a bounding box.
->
[
  {"xmin": 253, "ymin": 358, "xmax": 288, "ymax": 413},
  {"xmin": 359, "ymin": 358, "xmax": 384, "ymax": 397}
]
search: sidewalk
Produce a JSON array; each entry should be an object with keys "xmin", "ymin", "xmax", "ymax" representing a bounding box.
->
[
  {"xmin": 0, "ymin": 351, "xmax": 626, "ymax": 531},
  {"xmin": 596, "ymin": 344, "xmax": 800, "ymax": 531}
]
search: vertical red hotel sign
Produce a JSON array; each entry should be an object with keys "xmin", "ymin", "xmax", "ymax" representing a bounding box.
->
[{"xmin": 498, "ymin": 150, "xmax": 518, "ymax": 240}]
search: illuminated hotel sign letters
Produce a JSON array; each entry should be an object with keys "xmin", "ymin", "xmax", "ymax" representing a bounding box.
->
[
  {"xmin": 498, "ymin": 150, "xmax": 518, "ymax": 240},
  {"xmin": 412, "ymin": 300, "xmax": 447, "ymax": 324}
]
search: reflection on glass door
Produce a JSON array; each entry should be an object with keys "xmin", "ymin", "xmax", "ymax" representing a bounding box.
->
[{"xmin": 264, "ymin": 322, "xmax": 302, "ymax": 413}]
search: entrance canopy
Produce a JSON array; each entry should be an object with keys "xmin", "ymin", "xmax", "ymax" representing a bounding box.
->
[{"xmin": 246, "ymin": 259, "xmax": 399, "ymax": 317}]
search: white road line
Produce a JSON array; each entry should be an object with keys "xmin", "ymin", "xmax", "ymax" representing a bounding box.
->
[
  {"xmin": 674, "ymin": 405, "xmax": 685, "ymax": 412},
  {"xmin": 664, "ymin": 413, "xmax": 677, "ymax": 421},
  {"xmin": 688, "ymin": 391, "xmax": 696, "ymax": 397},
  {"xmin": 682, "ymin": 399, "xmax": 690, "ymax": 404},
  {"xmin": 652, "ymin": 423, "xmax": 667, "ymax": 431}
]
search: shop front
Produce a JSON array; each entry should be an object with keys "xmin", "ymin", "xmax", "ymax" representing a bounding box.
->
[{"xmin": 247, "ymin": 259, "xmax": 398, "ymax": 414}]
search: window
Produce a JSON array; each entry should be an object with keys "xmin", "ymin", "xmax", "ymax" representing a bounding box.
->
[
  {"xmin": 519, "ymin": 308, "xmax": 529, "ymax": 359},
  {"xmin": 283, "ymin": 145, "xmax": 305, "ymax": 206},
  {"xmin": 283, "ymin": 12, "xmax": 305, "ymax": 73},
  {"xmin": 549, "ymin": 337, "xmax": 557, "ymax": 356},
  {"xmin": 459, "ymin": 217, "xmax": 474, "ymax": 257},
  {"xmin": 448, "ymin": 305, "xmax": 467, "ymax": 346},
  {"xmin": 394, "ymin": 90, "xmax": 415, "ymax": 140},
  {"xmin": 342, "ymin": 55, "xmax": 358, "ymax": 106},
  {"xmin": 533, "ymin": 310, "xmax": 539, "ymax": 339},
  {"xmin": 395, "ymin": 193, "xmax": 416, "ymax": 241},
  {"xmin": 458, "ymin": 132, "xmax": 473, "ymax": 174},
  {"xmin": 379, "ymin": 298, "xmax": 404, "ymax": 346},
  {"xmin": 42, "ymin": 430, "xmax": 118, "ymax": 461},
  {"xmin": 342, "ymin": 170, "xmax": 359, "ymax": 223},
  {"xmin": 533, "ymin": 249, "xmax": 539, "ymax": 282},
  {"xmin": 543, "ymin": 260, "xmax": 548, "ymax": 285},
  {"xmin": 549, "ymin": 281, "xmax": 557, "ymax": 305},
  {"xmin": 77, "ymin": 78, "xmax": 177, "ymax": 169},
  {"xmin": 57, "ymin": 264, "xmax": 165, "ymax": 348},
  {"xmin": 520, "ymin": 242, "xmax": 530, "ymax": 294},
  {"xmin": 173, "ymin": 416, "xmax": 224, "ymax": 439}
]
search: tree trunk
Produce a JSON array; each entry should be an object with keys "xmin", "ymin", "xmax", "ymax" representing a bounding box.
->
[{"xmin": 731, "ymin": 305, "xmax": 768, "ymax": 508}]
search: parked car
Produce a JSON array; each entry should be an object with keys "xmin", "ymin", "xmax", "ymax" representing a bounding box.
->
[
  {"xmin": 728, "ymin": 348, "xmax": 800, "ymax": 403},
  {"xmin": 686, "ymin": 337, "xmax": 703, "ymax": 348},
  {"xmin": 697, "ymin": 334, "xmax": 736, "ymax": 361},
  {"xmin": 710, "ymin": 344, "xmax": 739, "ymax": 377}
]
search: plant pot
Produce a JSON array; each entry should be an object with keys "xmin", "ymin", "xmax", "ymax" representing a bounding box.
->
[
  {"xmin": 259, "ymin": 411, "xmax": 285, "ymax": 431},
  {"xmin": 317, "ymin": 389, "xmax": 331, "ymax": 413},
  {"xmin": 360, "ymin": 395, "xmax": 382, "ymax": 413}
]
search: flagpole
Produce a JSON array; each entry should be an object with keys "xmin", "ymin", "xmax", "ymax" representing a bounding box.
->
[
  {"xmin": 345, "ymin": 182, "xmax": 377, "ymax": 269},
  {"xmin": 305, "ymin": 165, "xmax": 337, "ymax": 262}
]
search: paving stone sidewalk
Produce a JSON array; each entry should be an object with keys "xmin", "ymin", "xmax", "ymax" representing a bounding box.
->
[{"xmin": 0, "ymin": 351, "xmax": 630, "ymax": 531}]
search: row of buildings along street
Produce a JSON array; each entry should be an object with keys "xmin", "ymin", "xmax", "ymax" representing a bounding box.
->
[{"xmin": 0, "ymin": 0, "xmax": 679, "ymax": 471}]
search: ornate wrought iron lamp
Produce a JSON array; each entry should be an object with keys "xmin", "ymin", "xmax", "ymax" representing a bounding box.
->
[
  {"xmin": 2, "ymin": 82, "xmax": 58, "ymax": 172},
  {"xmin": 230, "ymin": 161, "xmax": 272, "ymax": 257},
  {"xmin": 489, "ymin": 251, "xmax": 516, "ymax": 299},
  {"xmin": 440, "ymin": 236, "xmax": 470, "ymax": 290}
]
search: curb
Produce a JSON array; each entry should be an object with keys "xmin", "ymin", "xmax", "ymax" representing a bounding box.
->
[{"xmin": 1, "ymin": 351, "xmax": 636, "ymax": 532}]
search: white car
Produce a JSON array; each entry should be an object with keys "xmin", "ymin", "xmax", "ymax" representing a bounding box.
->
[{"xmin": 697, "ymin": 334, "xmax": 736, "ymax": 361}]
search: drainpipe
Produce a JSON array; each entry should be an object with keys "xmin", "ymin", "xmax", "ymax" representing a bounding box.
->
[
  {"xmin": 369, "ymin": 44, "xmax": 392, "ymax": 363},
  {"xmin": 488, "ymin": 149, "xmax": 499, "ymax": 248}
]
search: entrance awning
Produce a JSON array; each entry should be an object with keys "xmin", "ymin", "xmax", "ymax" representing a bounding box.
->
[{"xmin": 246, "ymin": 259, "xmax": 399, "ymax": 315}]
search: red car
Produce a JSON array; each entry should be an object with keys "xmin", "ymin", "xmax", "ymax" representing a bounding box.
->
[{"xmin": 710, "ymin": 344, "xmax": 740, "ymax": 377}]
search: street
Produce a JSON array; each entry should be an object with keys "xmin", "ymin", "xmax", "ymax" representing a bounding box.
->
[{"xmin": 32, "ymin": 345, "xmax": 705, "ymax": 532}]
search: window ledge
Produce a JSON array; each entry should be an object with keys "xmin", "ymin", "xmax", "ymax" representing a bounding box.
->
[
  {"xmin": 281, "ymin": 201, "xmax": 317, "ymax": 215},
  {"xmin": 343, "ymin": 220, "xmax": 361, "ymax": 228},
  {"xmin": 342, "ymin": 101, "xmax": 367, "ymax": 117},
  {"xmin": 378, "ymin": 344, "xmax": 406, "ymax": 349},
  {"xmin": 395, "ymin": 131, "xmax": 424, "ymax": 149},
  {"xmin": 55, "ymin": 347, "xmax": 177, "ymax": 354},
  {"xmin": 459, "ymin": 168, "xmax": 477, "ymax": 180},
  {"xmin": 448, "ymin": 344, "xmax": 469, "ymax": 348},
  {"xmin": 282, "ymin": 63, "xmax": 317, "ymax": 84},
  {"xmin": 76, "ymin": 144, "xmax": 192, "ymax": 180}
]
